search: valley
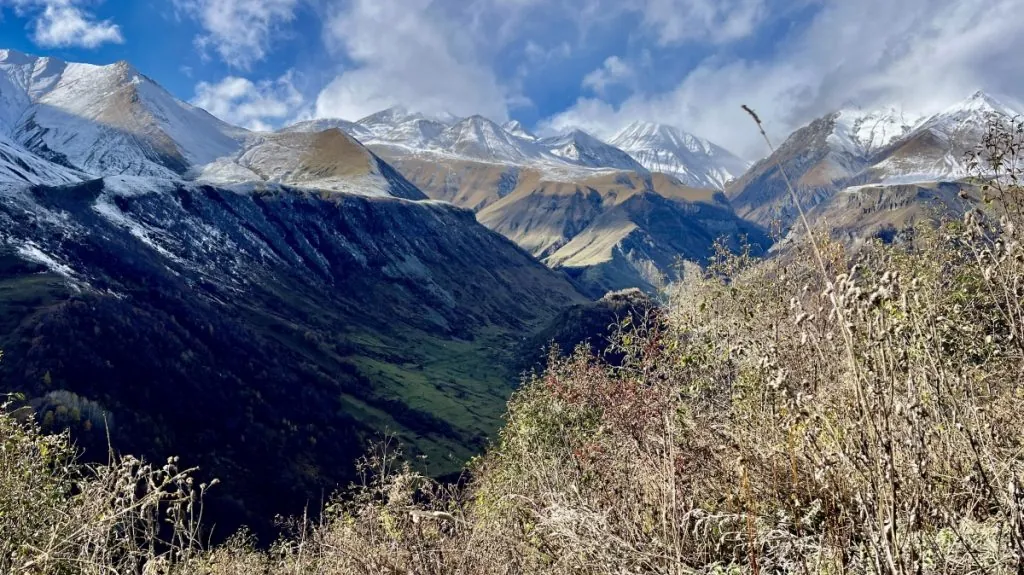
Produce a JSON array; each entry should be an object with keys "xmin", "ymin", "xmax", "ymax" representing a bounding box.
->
[{"xmin": 0, "ymin": 46, "xmax": 1018, "ymax": 544}]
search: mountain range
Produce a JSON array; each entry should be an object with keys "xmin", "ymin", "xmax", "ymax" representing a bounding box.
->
[
  {"xmin": 727, "ymin": 91, "xmax": 1018, "ymax": 237},
  {"xmin": 294, "ymin": 107, "xmax": 767, "ymax": 295},
  {"xmin": 0, "ymin": 46, "xmax": 1018, "ymax": 539}
]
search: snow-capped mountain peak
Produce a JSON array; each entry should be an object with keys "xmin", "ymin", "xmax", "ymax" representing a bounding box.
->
[
  {"xmin": 827, "ymin": 106, "xmax": 924, "ymax": 157},
  {"xmin": 0, "ymin": 50, "xmax": 247, "ymax": 179},
  {"xmin": 540, "ymin": 129, "xmax": 647, "ymax": 172},
  {"xmin": 356, "ymin": 106, "xmax": 449, "ymax": 148},
  {"xmin": 502, "ymin": 120, "xmax": 536, "ymax": 141},
  {"xmin": 280, "ymin": 117, "xmax": 374, "ymax": 141},
  {"xmin": 610, "ymin": 120, "xmax": 749, "ymax": 189},
  {"xmin": 865, "ymin": 91, "xmax": 1021, "ymax": 184},
  {"xmin": 950, "ymin": 90, "xmax": 1017, "ymax": 117},
  {"xmin": 437, "ymin": 115, "xmax": 542, "ymax": 163}
]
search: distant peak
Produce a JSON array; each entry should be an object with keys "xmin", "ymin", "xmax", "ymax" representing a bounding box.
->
[
  {"xmin": 565, "ymin": 128, "xmax": 597, "ymax": 140},
  {"xmin": 0, "ymin": 48, "xmax": 39, "ymax": 66},
  {"xmin": 462, "ymin": 114, "xmax": 495, "ymax": 124},
  {"xmin": 382, "ymin": 104, "xmax": 410, "ymax": 115},
  {"xmin": 359, "ymin": 106, "xmax": 460, "ymax": 126},
  {"xmin": 968, "ymin": 89, "xmax": 992, "ymax": 101},
  {"xmin": 968, "ymin": 90, "xmax": 1009, "ymax": 110},
  {"xmin": 358, "ymin": 106, "xmax": 410, "ymax": 124},
  {"xmin": 503, "ymin": 120, "xmax": 536, "ymax": 140},
  {"xmin": 943, "ymin": 90, "xmax": 1017, "ymax": 117}
]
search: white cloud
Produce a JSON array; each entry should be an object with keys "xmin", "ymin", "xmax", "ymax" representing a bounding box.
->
[
  {"xmin": 173, "ymin": 0, "xmax": 298, "ymax": 69},
  {"xmin": 314, "ymin": 0, "xmax": 510, "ymax": 122},
  {"xmin": 544, "ymin": 0, "xmax": 1024, "ymax": 160},
  {"xmin": 304, "ymin": 0, "xmax": 777, "ymax": 124},
  {"xmin": 582, "ymin": 56, "xmax": 634, "ymax": 95},
  {"xmin": 641, "ymin": 0, "xmax": 766, "ymax": 45},
  {"xmin": 524, "ymin": 40, "xmax": 572, "ymax": 64},
  {"xmin": 2, "ymin": 0, "xmax": 124, "ymax": 48},
  {"xmin": 192, "ymin": 73, "xmax": 305, "ymax": 131}
]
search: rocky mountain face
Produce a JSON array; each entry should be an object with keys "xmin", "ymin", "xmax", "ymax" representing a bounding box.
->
[
  {"xmin": 477, "ymin": 171, "xmax": 768, "ymax": 297},
  {"xmin": 802, "ymin": 181, "xmax": 976, "ymax": 246},
  {"xmin": 0, "ymin": 50, "xmax": 588, "ymax": 540},
  {"xmin": 727, "ymin": 92, "xmax": 1016, "ymax": 234}
]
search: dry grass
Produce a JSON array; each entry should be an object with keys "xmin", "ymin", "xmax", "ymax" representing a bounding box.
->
[{"xmin": 3, "ymin": 119, "xmax": 1024, "ymax": 574}]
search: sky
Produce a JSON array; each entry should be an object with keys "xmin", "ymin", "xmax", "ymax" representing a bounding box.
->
[{"xmin": 1, "ymin": 0, "xmax": 1022, "ymax": 160}]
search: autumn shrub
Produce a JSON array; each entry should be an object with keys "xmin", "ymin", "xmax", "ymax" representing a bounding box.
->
[{"xmin": 0, "ymin": 367, "xmax": 210, "ymax": 574}]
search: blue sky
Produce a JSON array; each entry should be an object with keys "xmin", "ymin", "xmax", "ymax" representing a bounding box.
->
[{"xmin": 1, "ymin": 0, "xmax": 1022, "ymax": 159}]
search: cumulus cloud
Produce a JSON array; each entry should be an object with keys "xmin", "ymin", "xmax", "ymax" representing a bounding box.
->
[
  {"xmin": 173, "ymin": 0, "xmax": 298, "ymax": 69},
  {"xmin": 192, "ymin": 73, "xmax": 305, "ymax": 131},
  {"xmin": 306, "ymin": 0, "xmax": 782, "ymax": 126},
  {"xmin": 1, "ymin": 0, "xmax": 123, "ymax": 48},
  {"xmin": 544, "ymin": 0, "xmax": 1024, "ymax": 160},
  {"xmin": 314, "ymin": 0, "xmax": 511, "ymax": 121},
  {"xmin": 582, "ymin": 56, "xmax": 634, "ymax": 95}
]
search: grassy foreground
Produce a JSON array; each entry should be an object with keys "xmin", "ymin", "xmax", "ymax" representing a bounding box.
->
[{"xmin": 3, "ymin": 122, "xmax": 1024, "ymax": 574}]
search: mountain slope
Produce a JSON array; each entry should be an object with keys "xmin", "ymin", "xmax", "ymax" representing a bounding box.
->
[
  {"xmin": 0, "ymin": 177, "xmax": 584, "ymax": 539},
  {"xmin": 726, "ymin": 112, "xmax": 865, "ymax": 228},
  {"xmin": 0, "ymin": 131, "xmax": 83, "ymax": 185},
  {"xmin": 610, "ymin": 121, "xmax": 749, "ymax": 188},
  {"xmin": 1, "ymin": 50, "xmax": 245, "ymax": 179},
  {"xmin": 196, "ymin": 129, "xmax": 427, "ymax": 199},
  {"xmin": 477, "ymin": 171, "xmax": 769, "ymax": 296},
  {"xmin": 828, "ymin": 107, "xmax": 923, "ymax": 157}
]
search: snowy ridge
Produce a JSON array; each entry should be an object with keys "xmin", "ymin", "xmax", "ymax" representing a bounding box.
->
[
  {"xmin": 438, "ymin": 115, "xmax": 548, "ymax": 163},
  {"xmin": 609, "ymin": 121, "xmax": 749, "ymax": 188},
  {"xmin": 281, "ymin": 118, "xmax": 374, "ymax": 141},
  {"xmin": 302, "ymin": 107, "xmax": 664, "ymax": 178},
  {"xmin": 870, "ymin": 91, "xmax": 1022, "ymax": 183},
  {"xmin": 0, "ymin": 49, "xmax": 423, "ymax": 199},
  {"xmin": 0, "ymin": 50, "xmax": 247, "ymax": 179},
  {"xmin": 540, "ymin": 129, "xmax": 647, "ymax": 172},
  {"xmin": 827, "ymin": 107, "xmax": 923, "ymax": 158},
  {"xmin": 318, "ymin": 108, "xmax": 746, "ymax": 185},
  {"xmin": 358, "ymin": 107, "xmax": 451, "ymax": 148},
  {"xmin": 502, "ymin": 120, "xmax": 536, "ymax": 141}
]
